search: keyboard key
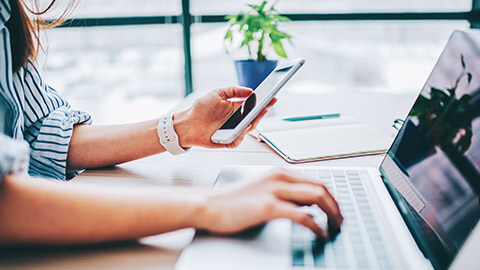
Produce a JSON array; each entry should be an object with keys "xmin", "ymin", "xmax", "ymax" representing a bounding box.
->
[
  {"xmin": 317, "ymin": 170, "xmax": 332, "ymax": 178},
  {"xmin": 312, "ymin": 239, "xmax": 326, "ymax": 267},
  {"xmin": 334, "ymin": 253, "xmax": 348, "ymax": 268},
  {"xmin": 355, "ymin": 254, "xmax": 370, "ymax": 269},
  {"xmin": 377, "ymin": 258, "xmax": 392, "ymax": 269},
  {"xmin": 304, "ymin": 169, "xmax": 317, "ymax": 179},
  {"xmin": 348, "ymin": 178, "xmax": 361, "ymax": 184},
  {"xmin": 332, "ymin": 170, "xmax": 345, "ymax": 177},
  {"xmin": 292, "ymin": 248, "xmax": 305, "ymax": 266},
  {"xmin": 334, "ymin": 178, "xmax": 347, "ymax": 184}
]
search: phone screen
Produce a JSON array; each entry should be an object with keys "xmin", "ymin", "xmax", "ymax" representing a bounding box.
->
[{"xmin": 219, "ymin": 66, "xmax": 293, "ymax": 130}]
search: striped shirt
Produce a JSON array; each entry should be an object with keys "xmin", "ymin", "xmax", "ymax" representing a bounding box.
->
[
  {"xmin": 0, "ymin": 133, "xmax": 29, "ymax": 182},
  {"xmin": 0, "ymin": 0, "xmax": 91, "ymax": 180}
]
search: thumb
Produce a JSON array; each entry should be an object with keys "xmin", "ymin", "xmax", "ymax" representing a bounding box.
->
[{"xmin": 218, "ymin": 86, "xmax": 253, "ymax": 100}]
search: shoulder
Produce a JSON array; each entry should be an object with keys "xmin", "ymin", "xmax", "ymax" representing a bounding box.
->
[{"xmin": 0, "ymin": 0, "xmax": 10, "ymax": 25}]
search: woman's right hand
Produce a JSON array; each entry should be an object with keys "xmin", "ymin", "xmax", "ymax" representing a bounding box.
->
[{"xmin": 195, "ymin": 168, "xmax": 343, "ymax": 238}]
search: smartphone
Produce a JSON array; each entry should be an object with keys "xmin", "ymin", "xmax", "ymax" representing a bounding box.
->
[{"xmin": 211, "ymin": 58, "xmax": 305, "ymax": 144}]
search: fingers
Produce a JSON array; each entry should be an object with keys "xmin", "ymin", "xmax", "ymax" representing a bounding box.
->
[
  {"xmin": 275, "ymin": 201, "xmax": 328, "ymax": 238},
  {"xmin": 249, "ymin": 98, "xmax": 277, "ymax": 131},
  {"xmin": 227, "ymin": 126, "xmax": 251, "ymax": 148},
  {"xmin": 275, "ymin": 169, "xmax": 338, "ymax": 201},
  {"xmin": 208, "ymin": 93, "xmax": 276, "ymax": 149},
  {"xmin": 274, "ymin": 182, "xmax": 343, "ymax": 229},
  {"xmin": 217, "ymin": 86, "xmax": 253, "ymax": 100}
]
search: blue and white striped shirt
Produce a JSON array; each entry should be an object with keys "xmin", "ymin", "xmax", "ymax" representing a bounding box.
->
[
  {"xmin": 0, "ymin": 133, "xmax": 29, "ymax": 181},
  {"xmin": 0, "ymin": 0, "xmax": 91, "ymax": 180}
]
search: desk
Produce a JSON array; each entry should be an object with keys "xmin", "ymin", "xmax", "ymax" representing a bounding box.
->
[{"xmin": 1, "ymin": 91, "xmax": 417, "ymax": 270}]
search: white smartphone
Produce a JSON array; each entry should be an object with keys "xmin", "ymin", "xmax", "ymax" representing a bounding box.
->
[{"xmin": 211, "ymin": 58, "xmax": 305, "ymax": 144}]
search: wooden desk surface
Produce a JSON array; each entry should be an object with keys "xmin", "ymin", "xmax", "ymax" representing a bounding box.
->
[{"xmin": 1, "ymin": 91, "xmax": 418, "ymax": 270}]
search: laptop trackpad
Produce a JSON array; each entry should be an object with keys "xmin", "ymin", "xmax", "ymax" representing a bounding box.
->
[
  {"xmin": 176, "ymin": 166, "xmax": 291, "ymax": 270},
  {"xmin": 176, "ymin": 219, "xmax": 291, "ymax": 270}
]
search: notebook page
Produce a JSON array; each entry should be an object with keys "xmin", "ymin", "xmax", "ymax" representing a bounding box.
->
[
  {"xmin": 261, "ymin": 123, "xmax": 392, "ymax": 161},
  {"xmin": 250, "ymin": 116, "xmax": 359, "ymax": 139}
]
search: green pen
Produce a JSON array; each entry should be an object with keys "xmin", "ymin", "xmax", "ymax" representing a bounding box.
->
[{"xmin": 282, "ymin": 113, "xmax": 341, "ymax": 122}]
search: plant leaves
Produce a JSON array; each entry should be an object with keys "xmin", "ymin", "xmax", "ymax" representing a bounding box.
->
[
  {"xmin": 273, "ymin": 14, "xmax": 291, "ymax": 22},
  {"xmin": 430, "ymin": 87, "xmax": 449, "ymax": 104},
  {"xmin": 467, "ymin": 72, "xmax": 473, "ymax": 84},
  {"xmin": 225, "ymin": 0, "xmax": 292, "ymax": 60},
  {"xmin": 461, "ymin": 54, "xmax": 466, "ymax": 69},
  {"xmin": 409, "ymin": 95, "xmax": 431, "ymax": 117},
  {"xmin": 224, "ymin": 29, "xmax": 232, "ymax": 41},
  {"xmin": 272, "ymin": 41, "xmax": 287, "ymax": 58}
]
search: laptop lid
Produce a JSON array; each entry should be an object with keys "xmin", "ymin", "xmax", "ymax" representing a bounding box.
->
[{"xmin": 379, "ymin": 30, "xmax": 480, "ymax": 270}]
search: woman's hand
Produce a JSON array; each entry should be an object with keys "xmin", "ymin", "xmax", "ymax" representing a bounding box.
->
[
  {"xmin": 195, "ymin": 168, "xmax": 343, "ymax": 238},
  {"xmin": 173, "ymin": 86, "xmax": 277, "ymax": 149}
]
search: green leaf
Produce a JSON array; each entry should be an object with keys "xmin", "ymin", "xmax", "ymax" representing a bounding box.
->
[
  {"xmin": 467, "ymin": 72, "xmax": 473, "ymax": 84},
  {"xmin": 236, "ymin": 13, "xmax": 245, "ymax": 23},
  {"xmin": 260, "ymin": 1, "xmax": 267, "ymax": 9},
  {"xmin": 273, "ymin": 14, "xmax": 291, "ymax": 22},
  {"xmin": 458, "ymin": 94, "xmax": 472, "ymax": 104},
  {"xmin": 272, "ymin": 42, "xmax": 287, "ymax": 58},
  {"xmin": 409, "ymin": 95, "xmax": 431, "ymax": 116},
  {"xmin": 224, "ymin": 29, "xmax": 232, "ymax": 41},
  {"xmin": 270, "ymin": 30, "xmax": 291, "ymax": 41},
  {"xmin": 224, "ymin": 0, "xmax": 292, "ymax": 59},
  {"xmin": 430, "ymin": 87, "xmax": 449, "ymax": 103}
]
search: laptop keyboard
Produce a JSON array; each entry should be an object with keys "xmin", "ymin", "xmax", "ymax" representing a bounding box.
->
[{"xmin": 290, "ymin": 169, "xmax": 395, "ymax": 269}]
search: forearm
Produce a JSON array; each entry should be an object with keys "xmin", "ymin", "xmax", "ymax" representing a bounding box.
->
[
  {"xmin": 67, "ymin": 119, "xmax": 163, "ymax": 169},
  {"xmin": 0, "ymin": 175, "xmax": 206, "ymax": 245},
  {"xmin": 67, "ymin": 111, "xmax": 192, "ymax": 170}
]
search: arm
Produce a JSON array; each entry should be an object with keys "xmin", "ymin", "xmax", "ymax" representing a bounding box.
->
[
  {"xmin": 67, "ymin": 87, "xmax": 276, "ymax": 170},
  {"xmin": 0, "ymin": 169, "xmax": 342, "ymax": 245},
  {"xmin": 0, "ymin": 174, "xmax": 205, "ymax": 244}
]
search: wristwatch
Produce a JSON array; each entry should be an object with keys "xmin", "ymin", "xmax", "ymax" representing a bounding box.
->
[{"xmin": 157, "ymin": 113, "xmax": 190, "ymax": 155}]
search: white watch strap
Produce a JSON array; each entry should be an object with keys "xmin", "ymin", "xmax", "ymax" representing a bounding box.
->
[{"xmin": 157, "ymin": 113, "xmax": 189, "ymax": 155}]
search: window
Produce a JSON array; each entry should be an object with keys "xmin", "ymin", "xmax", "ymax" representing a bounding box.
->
[
  {"xmin": 191, "ymin": 0, "xmax": 471, "ymax": 14},
  {"xmin": 36, "ymin": 0, "xmax": 476, "ymax": 124},
  {"xmin": 41, "ymin": 24, "xmax": 184, "ymax": 123},
  {"xmin": 192, "ymin": 20, "xmax": 469, "ymax": 95}
]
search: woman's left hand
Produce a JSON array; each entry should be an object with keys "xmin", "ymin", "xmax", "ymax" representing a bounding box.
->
[{"xmin": 173, "ymin": 86, "xmax": 276, "ymax": 149}]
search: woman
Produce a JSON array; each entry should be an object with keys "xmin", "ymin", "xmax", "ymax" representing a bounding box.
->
[{"xmin": 0, "ymin": 0, "xmax": 342, "ymax": 245}]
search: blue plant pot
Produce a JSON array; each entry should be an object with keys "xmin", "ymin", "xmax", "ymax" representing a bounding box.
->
[{"xmin": 235, "ymin": 60, "xmax": 278, "ymax": 90}]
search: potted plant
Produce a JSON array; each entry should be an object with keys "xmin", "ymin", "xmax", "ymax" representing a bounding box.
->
[{"xmin": 224, "ymin": 1, "xmax": 292, "ymax": 89}]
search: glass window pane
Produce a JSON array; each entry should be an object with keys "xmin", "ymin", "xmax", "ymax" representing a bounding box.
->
[
  {"xmin": 38, "ymin": 0, "xmax": 181, "ymax": 18},
  {"xmin": 192, "ymin": 21, "xmax": 470, "ymax": 95},
  {"xmin": 191, "ymin": 0, "xmax": 471, "ymax": 15},
  {"xmin": 40, "ymin": 25, "xmax": 184, "ymax": 123}
]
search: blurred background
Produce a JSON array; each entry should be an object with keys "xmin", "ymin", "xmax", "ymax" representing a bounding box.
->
[{"xmin": 36, "ymin": 0, "xmax": 475, "ymax": 124}]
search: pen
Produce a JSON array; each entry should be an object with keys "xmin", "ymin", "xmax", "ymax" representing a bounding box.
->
[{"xmin": 282, "ymin": 113, "xmax": 341, "ymax": 122}]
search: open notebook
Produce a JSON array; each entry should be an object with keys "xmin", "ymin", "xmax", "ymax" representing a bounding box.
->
[{"xmin": 250, "ymin": 116, "xmax": 392, "ymax": 163}]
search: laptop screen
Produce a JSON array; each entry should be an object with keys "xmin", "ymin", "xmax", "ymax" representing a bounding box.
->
[{"xmin": 379, "ymin": 30, "xmax": 480, "ymax": 270}]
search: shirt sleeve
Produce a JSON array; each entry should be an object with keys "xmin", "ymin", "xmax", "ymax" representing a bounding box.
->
[
  {"xmin": 0, "ymin": 0, "xmax": 10, "ymax": 25},
  {"xmin": 0, "ymin": 133, "xmax": 30, "ymax": 182},
  {"xmin": 19, "ymin": 62, "xmax": 92, "ymax": 180}
]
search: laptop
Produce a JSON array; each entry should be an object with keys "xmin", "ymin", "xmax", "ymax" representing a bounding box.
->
[{"xmin": 176, "ymin": 30, "xmax": 480, "ymax": 270}]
